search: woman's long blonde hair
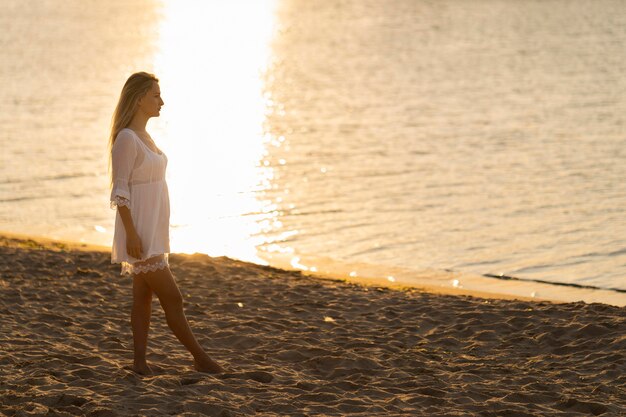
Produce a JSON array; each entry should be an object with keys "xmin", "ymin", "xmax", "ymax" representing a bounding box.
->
[{"xmin": 107, "ymin": 71, "xmax": 159, "ymax": 188}]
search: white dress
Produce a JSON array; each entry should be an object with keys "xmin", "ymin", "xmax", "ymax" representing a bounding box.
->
[{"xmin": 109, "ymin": 128, "xmax": 171, "ymax": 276}]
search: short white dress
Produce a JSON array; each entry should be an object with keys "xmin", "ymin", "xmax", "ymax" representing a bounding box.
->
[{"xmin": 109, "ymin": 128, "xmax": 171, "ymax": 276}]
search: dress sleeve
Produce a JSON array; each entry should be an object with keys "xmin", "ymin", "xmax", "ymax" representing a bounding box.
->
[{"xmin": 110, "ymin": 130, "xmax": 137, "ymax": 210}]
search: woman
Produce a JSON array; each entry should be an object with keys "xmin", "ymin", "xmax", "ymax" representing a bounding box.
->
[{"xmin": 108, "ymin": 71, "xmax": 224, "ymax": 375}]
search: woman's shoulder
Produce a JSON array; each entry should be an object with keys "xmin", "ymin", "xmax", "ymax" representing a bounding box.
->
[
  {"xmin": 112, "ymin": 128, "xmax": 139, "ymax": 151},
  {"xmin": 116, "ymin": 127, "xmax": 135, "ymax": 139},
  {"xmin": 115, "ymin": 128, "xmax": 137, "ymax": 144}
]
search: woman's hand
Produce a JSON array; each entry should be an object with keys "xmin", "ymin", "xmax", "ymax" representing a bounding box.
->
[{"xmin": 126, "ymin": 230, "xmax": 143, "ymax": 259}]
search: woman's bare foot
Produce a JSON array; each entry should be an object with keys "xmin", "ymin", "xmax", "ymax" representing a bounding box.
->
[
  {"xmin": 193, "ymin": 355, "xmax": 225, "ymax": 374},
  {"xmin": 132, "ymin": 360, "xmax": 154, "ymax": 376}
]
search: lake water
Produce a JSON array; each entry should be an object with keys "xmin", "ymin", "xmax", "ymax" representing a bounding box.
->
[{"xmin": 1, "ymin": 0, "xmax": 625, "ymax": 294}]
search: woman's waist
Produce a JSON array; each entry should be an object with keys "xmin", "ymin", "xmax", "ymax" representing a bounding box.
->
[{"xmin": 129, "ymin": 178, "xmax": 167, "ymax": 187}]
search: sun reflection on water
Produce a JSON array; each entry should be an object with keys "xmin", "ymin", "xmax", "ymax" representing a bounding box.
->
[{"xmin": 148, "ymin": 0, "xmax": 279, "ymax": 263}]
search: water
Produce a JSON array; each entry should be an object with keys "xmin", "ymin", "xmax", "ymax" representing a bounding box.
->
[{"xmin": 1, "ymin": 0, "xmax": 625, "ymax": 293}]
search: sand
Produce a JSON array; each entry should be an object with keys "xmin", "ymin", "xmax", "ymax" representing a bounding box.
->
[{"xmin": 0, "ymin": 233, "xmax": 624, "ymax": 416}]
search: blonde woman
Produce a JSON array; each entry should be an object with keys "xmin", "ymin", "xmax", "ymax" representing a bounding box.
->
[{"xmin": 108, "ymin": 72, "xmax": 224, "ymax": 375}]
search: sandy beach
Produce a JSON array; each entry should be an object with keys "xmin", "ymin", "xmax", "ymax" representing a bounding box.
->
[{"xmin": 0, "ymin": 233, "xmax": 624, "ymax": 416}]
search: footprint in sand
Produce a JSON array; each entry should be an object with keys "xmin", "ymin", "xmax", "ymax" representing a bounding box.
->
[
  {"xmin": 245, "ymin": 370, "xmax": 273, "ymax": 383},
  {"xmin": 218, "ymin": 370, "xmax": 273, "ymax": 383}
]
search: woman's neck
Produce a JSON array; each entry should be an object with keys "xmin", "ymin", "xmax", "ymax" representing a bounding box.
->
[{"xmin": 127, "ymin": 112, "xmax": 149, "ymax": 133}]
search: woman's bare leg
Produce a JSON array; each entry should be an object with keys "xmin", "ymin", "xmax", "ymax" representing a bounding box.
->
[
  {"xmin": 131, "ymin": 274, "xmax": 154, "ymax": 375},
  {"xmin": 139, "ymin": 265, "xmax": 224, "ymax": 373}
]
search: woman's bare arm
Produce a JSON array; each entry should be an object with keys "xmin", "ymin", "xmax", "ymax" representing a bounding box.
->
[
  {"xmin": 117, "ymin": 205, "xmax": 136, "ymax": 235},
  {"xmin": 117, "ymin": 206, "xmax": 143, "ymax": 258}
]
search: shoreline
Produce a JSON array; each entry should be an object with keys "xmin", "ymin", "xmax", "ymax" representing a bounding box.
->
[
  {"xmin": 261, "ymin": 251, "xmax": 626, "ymax": 307},
  {"xmin": 3, "ymin": 230, "xmax": 624, "ymax": 307}
]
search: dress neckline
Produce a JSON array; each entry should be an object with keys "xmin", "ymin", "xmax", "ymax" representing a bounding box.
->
[{"xmin": 125, "ymin": 128, "xmax": 164, "ymax": 156}]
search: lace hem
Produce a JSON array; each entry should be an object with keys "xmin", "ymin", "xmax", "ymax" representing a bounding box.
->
[
  {"xmin": 110, "ymin": 195, "xmax": 130, "ymax": 210},
  {"xmin": 119, "ymin": 254, "xmax": 169, "ymax": 276}
]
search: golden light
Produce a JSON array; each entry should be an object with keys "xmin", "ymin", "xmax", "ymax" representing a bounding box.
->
[{"xmin": 148, "ymin": 0, "xmax": 278, "ymax": 263}]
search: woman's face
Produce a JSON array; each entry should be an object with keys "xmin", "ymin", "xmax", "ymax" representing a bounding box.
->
[{"xmin": 137, "ymin": 81, "xmax": 164, "ymax": 118}]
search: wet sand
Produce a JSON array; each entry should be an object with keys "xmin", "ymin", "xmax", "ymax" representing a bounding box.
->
[{"xmin": 1, "ymin": 233, "xmax": 624, "ymax": 416}]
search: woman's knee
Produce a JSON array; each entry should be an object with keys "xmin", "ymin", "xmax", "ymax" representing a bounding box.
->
[{"xmin": 162, "ymin": 289, "xmax": 184, "ymax": 310}]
